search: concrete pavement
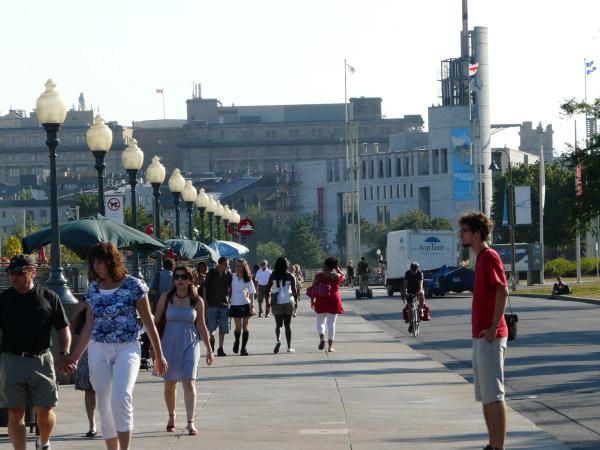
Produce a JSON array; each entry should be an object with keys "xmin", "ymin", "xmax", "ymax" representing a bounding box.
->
[{"xmin": 1, "ymin": 289, "xmax": 568, "ymax": 449}]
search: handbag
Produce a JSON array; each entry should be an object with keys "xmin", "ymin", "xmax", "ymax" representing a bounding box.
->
[
  {"xmin": 505, "ymin": 297, "xmax": 518, "ymax": 341},
  {"xmin": 306, "ymin": 282, "xmax": 331, "ymax": 299}
]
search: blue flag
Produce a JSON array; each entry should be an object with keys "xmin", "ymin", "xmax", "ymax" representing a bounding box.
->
[
  {"xmin": 502, "ymin": 186, "xmax": 509, "ymax": 226},
  {"xmin": 586, "ymin": 60, "xmax": 594, "ymax": 67},
  {"xmin": 587, "ymin": 66, "xmax": 597, "ymax": 75}
]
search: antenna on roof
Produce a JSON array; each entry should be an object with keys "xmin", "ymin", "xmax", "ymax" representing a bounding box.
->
[{"xmin": 461, "ymin": 0, "xmax": 469, "ymax": 58}]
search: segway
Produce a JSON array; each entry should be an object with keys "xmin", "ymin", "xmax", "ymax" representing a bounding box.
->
[{"xmin": 355, "ymin": 274, "xmax": 373, "ymax": 299}]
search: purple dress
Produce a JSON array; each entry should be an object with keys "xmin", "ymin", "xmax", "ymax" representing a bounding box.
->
[{"xmin": 160, "ymin": 304, "xmax": 201, "ymax": 381}]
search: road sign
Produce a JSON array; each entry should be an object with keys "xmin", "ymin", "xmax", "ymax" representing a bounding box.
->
[
  {"xmin": 105, "ymin": 195, "xmax": 124, "ymax": 224},
  {"xmin": 238, "ymin": 218, "xmax": 255, "ymax": 236}
]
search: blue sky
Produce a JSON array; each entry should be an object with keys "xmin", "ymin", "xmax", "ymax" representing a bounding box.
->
[{"xmin": 1, "ymin": 0, "xmax": 599, "ymax": 153}]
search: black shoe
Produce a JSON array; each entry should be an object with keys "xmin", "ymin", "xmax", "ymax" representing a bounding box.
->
[
  {"xmin": 85, "ymin": 430, "xmax": 97, "ymax": 438},
  {"xmin": 408, "ymin": 325, "xmax": 413, "ymax": 334},
  {"xmin": 240, "ymin": 348, "xmax": 249, "ymax": 356},
  {"xmin": 274, "ymin": 342, "xmax": 281, "ymax": 354},
  {"xmin": 318, "ymin": 340, "xmax": 325, "ymax": 350},
  {"xmin": 217, "ymin": 347, "xmax": 226, "ymax": 357},
  {"xmin": 233, "ymin": 340, "xmax": 239, "ymax": 354}
]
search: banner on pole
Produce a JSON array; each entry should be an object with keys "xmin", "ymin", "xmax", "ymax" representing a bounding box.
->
[{"xmin": 514, "ymin": 185, "xmax": 532, "ymax": 225}]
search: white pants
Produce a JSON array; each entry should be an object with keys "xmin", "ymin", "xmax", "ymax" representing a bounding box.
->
[
  {"xmin": 316, "ymin": 313, "xmax": 338, "ymax": 340},
  {"xmin": 88, "ymin": 340, "xmax": 141, "ymax": 439}
]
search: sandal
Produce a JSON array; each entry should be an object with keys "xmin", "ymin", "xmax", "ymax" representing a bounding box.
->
[
  {"xmin": 187, "ymin": 421, "xmax": 198, "ymax": 436},
  {"xmin": 166, "ymin": 414, "xmax": 176, "ymax": 432}
]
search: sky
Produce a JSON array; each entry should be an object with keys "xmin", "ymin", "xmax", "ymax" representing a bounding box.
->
[{"xmin": 1, "ymin": 0, "xmax": 599, "ymax": 154}]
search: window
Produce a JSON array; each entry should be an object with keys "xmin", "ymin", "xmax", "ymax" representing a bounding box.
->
[
  {"xmin": 363, "ymin": 187, "xmax": 367, "ymax": 200},
  {"xmin": 396, "ymin": 184, "xmax": 400, "ymax": 198},
  {"xmin": 389, "ymin": 185, "xmax": 393, "ymax": 198},
  {"xmin": 376, "ymin": 185, "xmax": 380, "ymax": 200},
  {"xmin": 361, "ymin": 161, "xmax": 367, "ymax": 179},
  {"xmin": 418, "ymin": 151, "xmax": 430, "ymax": 175},
  {"xmin": 312, "ymin": 128, "xmax": 322, "ymax": 137},
  {"xmin": 289, "ymin": 129, "xmax": 299, "ymax": 137},
  {"xmin": 378, "ymin": 159, "xmax": 384, "ymax": 178},
  {"xmin": 383, "ymin": 185, "xmax": 387, "ymax": 199},
  {"xmin": 403, "ymin": 184, "xmax": 407, "ymax": 198},
  {"xmin": 333, "ymin": 159, "xmax": 340, "ymax": 182},
  {"xmin": 369, "ymin": 160, "xmax": 374, "ymax": 179},
  {"xmin": 410, "ymin": 184, "xmax": 414, "ymax": 197},
  {"xmin": 377, "ymin": 206, "xmax": 391, "ymax": 225},
  {"xmin": 432, "ymin": 149, "xmax": 440, "ymax": 174},
  {"xmin": 403, "ymin": 156, "xmax": 410, "ymax": 176},
  {"xmin": 441, "ymin": 148, "xmax": 448, "ymax": 173},
  {"xmin": 326, "ymin": 160, "xmax": 333, "ymax": 182},
  {"xmin": 370, "ymin": 186, "xmax": 373, "ymax": 200},
  {"xmin": 386, "ymin": 159, "xmax": 392, "ymax": 177},
  {"xmin": 396, "ymin": 158, "xmax": 401, "ymax": 177}
]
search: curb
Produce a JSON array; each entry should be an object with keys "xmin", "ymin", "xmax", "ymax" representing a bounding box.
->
[{"xmin": 514, "ymin": 292, "xmax": 600, "ymax": 306}]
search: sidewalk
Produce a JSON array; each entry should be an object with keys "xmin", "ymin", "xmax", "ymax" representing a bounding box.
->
[{"xmin": 2, "ymin": 294, "xmax": 567, "ymax": 449}]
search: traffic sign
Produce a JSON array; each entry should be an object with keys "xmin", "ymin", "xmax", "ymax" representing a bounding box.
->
[{"xmin": 238, "ymin": 218, "xmax": 255, "ymax": 236}]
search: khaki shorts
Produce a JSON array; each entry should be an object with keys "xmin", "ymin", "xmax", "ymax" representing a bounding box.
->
[
  {"xmin": 472, "ymin": 337, "xmax": 507, "ymax": 405},
  {"xmin": 0, "ymin": 351, "xmax": 58, "ymax": 408}
]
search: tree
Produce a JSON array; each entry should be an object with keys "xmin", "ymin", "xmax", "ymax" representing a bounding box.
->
[
  {"xmin": 74, "ymin": 193, "xmax": 101, "ymax": 218},
  {"xmin": 15, "ymin": 188, "xmax": 32, "ymax": 200},
  {"xmin": 284, "ymin": 218, "xmax": 325, "ymax": 268},
  {"xmin": 560, "ymin": 98, "xmax": 600, "ymax": 226},
  {"xmin": 256, "ymin": 241, "xmax": 286, "ymax": 264},
  {"xmin": 2, "ymin": 234, "xmax": 22, "ymax": 258},
  {"xmin": 243, "ymin": 206, "xmax": 287, "ymax": 260},
  {"xmin": 490, "ymin": 161, "xmax": 576, "ymax": 246},
  {"xmin": 303, "ymin": 212, "xmax": 329, "ymax": 251},
  {"xmin": 124, "ymin": 206, "xmax": 152, "ymax": 232}
]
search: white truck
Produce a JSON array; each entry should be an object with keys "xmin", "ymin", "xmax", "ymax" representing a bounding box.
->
[{"xmin": 385, "ymin": 229, "xmax": 458, "ymax": 297}]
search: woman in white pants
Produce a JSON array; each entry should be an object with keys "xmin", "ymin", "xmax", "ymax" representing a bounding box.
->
[
  {"xmin": 71, "ymin": 243, "xmax": 167, "ymax": 450},
  {"xmin": 310, "ymin": 256, "xmax": 345, "ymax": 352}
]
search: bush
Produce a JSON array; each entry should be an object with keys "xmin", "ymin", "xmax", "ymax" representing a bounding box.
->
[
  {"xmin": 545, "ymin": 258, "xmax": 576, "ymax": 277},
  {"xmin": 581, "ymin": 257, "xmax": 600, "ymax": 275}
]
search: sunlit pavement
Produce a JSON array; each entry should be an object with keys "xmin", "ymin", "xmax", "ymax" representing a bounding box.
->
[{"xmin": 1, "ymin": 289, "xmax": 567, "ymax": 449}]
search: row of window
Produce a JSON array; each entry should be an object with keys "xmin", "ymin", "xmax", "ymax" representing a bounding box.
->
[
  {"xmin": 363, "ymin": 184, "xmax": 414, "ymax": 202},
  {"xmin": 0, "ymin": 210, "xmax": 47, "ymax": 219},
  {"xmin": 219, "ymin": 126, "xmax": 393, "ymax": 141},
  {"xmin": 0, "ymin": 135, "xmax": 86, "ymax": 147}
]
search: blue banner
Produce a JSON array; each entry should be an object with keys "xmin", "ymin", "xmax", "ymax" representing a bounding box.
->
[{"xmin": 451, "ymin": 127, "xmax": 475, "ymax": 201}]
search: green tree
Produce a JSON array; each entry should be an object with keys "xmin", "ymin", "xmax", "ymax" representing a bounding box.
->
[
  {"xmin": 15, "ymin": 188, "xmax": 33, "ymax": 200},
  {"xmin": 284, "ymin": 218, "xmax": 325, "ymax": 268},
  {"xmin": 491, "ymin": 161, "xmax": 576, "ymax": 246},
  {"xmin": 75, "ymin": 193, "xmax": 101, "ymax": 218},
  {"xmin": 2, "ymin": 234, "xmax": 23, "ymax": 257},
  {"xmin": 243, "ymin": 206, "xmax": 287, "ymax": 261},
  {"xmin": 124, "ymin": 206, "xmax": 153, "ymax": 232},
  {"xmin": 256, "ymin": 241, "xmax": 286, "ymax": 263}
]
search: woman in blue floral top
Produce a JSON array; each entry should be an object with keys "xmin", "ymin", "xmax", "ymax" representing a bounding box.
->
[{"xmin": 71, "ymin": 243, "xmax": 167, "ymax": 450}]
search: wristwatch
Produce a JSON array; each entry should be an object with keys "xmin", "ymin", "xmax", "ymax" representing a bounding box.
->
[{"xmin": 59, "ymin": 351, "xmax": 71, "ymax": 357}]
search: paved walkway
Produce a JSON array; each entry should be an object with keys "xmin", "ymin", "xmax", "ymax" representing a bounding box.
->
[{"xmin": 2, "ymin": 290, "xmax": 567, "ymax": 449}]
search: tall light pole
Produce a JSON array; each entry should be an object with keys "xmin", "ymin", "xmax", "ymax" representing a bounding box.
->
[
  {"xmin": 537, "ymin": 123, "xmax": 546, "ymax": 285},
  {"xmin": 168, "ymin": 168, "xmax": 185, "ymax": 238},
  {"xmin": 147, "ymin": 156, "xmax": 166, "ymax": 272},
  {"xmin": 206, "ymin": 195, "xmax": 217, "ymax": 242},
  {"xmin": 195, "ymin": 188, "xmax": 209, "ymax": 242},
  {"xmin": 182, "ymin": 180, "xmax": 197, "ymax": 239},
  {"xmin": 214, "ymin": 201, "xmax": 224, "ymax": 241},
  {"xmin": 122, "ymin": 138, "xmax": 144, "ymax": 279},
  {"xmin": 86, "ymin": 115, "xmax": 112, "ymax": 215},
  {"xmin": 223, "ymin": 204, "xmax": 232, "ymax": 240},
  {"xmin": 231, "ymin": 209, "xmax": 241, "ymax": 243},
  {"xmin": 36, "ymin": 79, "xmax": 76, "ymax": 303},
  {"xmin": 490, "ymin": 149, "xmax": 517, "ymax": 291}
]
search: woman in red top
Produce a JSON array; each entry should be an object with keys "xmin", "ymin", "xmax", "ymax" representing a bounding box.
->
[{"xmin": 310, "ymin": 256, "xmax": 345, "ymax": 352}]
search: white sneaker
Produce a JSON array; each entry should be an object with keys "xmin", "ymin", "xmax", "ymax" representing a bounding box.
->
[
  {"xmin": 287, "ymin": 347, "xmax": 295, "ymax": 353},
  {"xmin": 36, "ymin": 439, "xmax": 51, "ymax": 450}
]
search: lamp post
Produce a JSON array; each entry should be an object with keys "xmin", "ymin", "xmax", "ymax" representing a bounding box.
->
[
  {"xmin": 206, "ymin": 195, "xmax": 217, "ymax": 242},
  {"xmin": 223, "ymin": 205, "xmax": 232, "ymax": 240},
  {"xmin": 147, "ymin": 156, "xmax": 166, "ymax": 272},
  {"xmin": 195, "ymin": 188, "xmax": 209, "ymax": 242},
  {"xmin": 86, "ymin": 115, "xmax": 113, "ymax": 215},
  {"xmin": 490, "ymin": 149, "xmax": 517, "ymax": 291},
  {"xmin": 182, "ymin": 180, "xmax": 197, "ymax": 239},
  {"xmin": 231, "ymin": 209, "xmax": 241, "ymax": 243},
  {"xmin": 214, "ymin": 201, "xmax": 224, "ymax": 241},
  {"xmin": 537, "ymin": 123, "xmax": 546, "ymax": 285},
  {"xmin": 36, "ymin": 79, "xmax": 76, "ymax": 304},
  {"xmin": 168, "ymin": 169, "xmax": 185, "ymax": 237},
  {"xmin": 122, "ymin": 138, "xmax": 144, "ymax": 278}
]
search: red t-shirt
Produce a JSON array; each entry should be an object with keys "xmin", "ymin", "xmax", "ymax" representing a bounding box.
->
[{"xmin": 472, "ymin": 247, "xmax": 508, "ymax": 339}]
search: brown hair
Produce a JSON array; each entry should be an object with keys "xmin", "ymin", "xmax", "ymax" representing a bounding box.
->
[
  {"xmin": 87, "ymin": 242, "xmax": 128, "ymax": 282},
  {"xmin": 323, "ymin": 256, "xmax": 339, "ymax": 271},
  {"xmin": 235, "ymin": 258, "xmax": 252, "ymax": 283},
  {"xmin": 458, "ymin": 210, "xmax": 493, "ymax": 243},
  {"xmin": 166, "ymin": 265, "xmax": 199, "ymax": 306}
]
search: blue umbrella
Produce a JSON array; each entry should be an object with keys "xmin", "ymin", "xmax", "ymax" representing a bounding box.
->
[
  {"xmin": 209, "ymin": 240, "xmax": 249, "ymax": 259},
  {"xmin": 164, "ymin": 238, "xmax": 220, "ymax": 262}
]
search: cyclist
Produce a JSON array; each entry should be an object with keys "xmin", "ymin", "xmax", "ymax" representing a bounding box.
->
[{"xmin": 403, "ymin": 262, "xmax": 425, "ymax": 333}]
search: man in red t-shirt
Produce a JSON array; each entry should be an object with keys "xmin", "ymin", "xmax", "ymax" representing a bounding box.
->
[{"xmin": 459, "ymin": 211, "xmax": 509, "ymax": 450}]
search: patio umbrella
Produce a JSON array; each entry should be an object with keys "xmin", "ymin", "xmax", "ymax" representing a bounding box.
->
[
  {"xmin": 22, "ymin": 214, "xmax": 166, "ymax": 259},
  {"xmin": 163, "ymin": 238, "xmax": 220, "ymax": 262},
  {"xmin": 209, "ymin": 240, "xmax": 249, "ymax": 259}
]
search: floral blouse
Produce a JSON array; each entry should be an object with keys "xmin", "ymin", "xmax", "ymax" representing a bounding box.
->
[{"xmin": 87, "ymin": 275, "xmax": 148, "ymax": 343}]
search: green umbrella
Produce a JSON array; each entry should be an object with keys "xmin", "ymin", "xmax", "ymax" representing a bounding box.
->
[
  {"xmin": 22, "ymin": 214, "xmax": 166, "ymax": 259},
  {"xmin": 163, "ymin": 238, "xmax": 220, "ymax": 262}
]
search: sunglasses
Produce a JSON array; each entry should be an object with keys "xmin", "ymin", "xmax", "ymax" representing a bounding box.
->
[
  {"xmin": 173, "ymin": 273, "xmax": 191, "ymax": 281},
  {"xmin": 8, "ymin": 270, "xmax": 28, "ymax": 277}
]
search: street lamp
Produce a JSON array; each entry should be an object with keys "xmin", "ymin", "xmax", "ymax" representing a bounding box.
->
[
  {"xmin": 36, "ymin": 79, "xmax": 76, "ymax": 304},
  {"xmin": 182, "ymin": 179, "xmax": 197, "ymax": 239},
  {"xmin": 537, "ymin": 123, "xmax": 546, "ymax": 285},
  {"xmin": 167, "ymin": 168, "xmax": 185, "ymax": 237},
  {"xmin": 147, "ymin": 156, "xmax": 166, "ymax": 271},
  {"xmin": 223, "ymin": 205, "xmax": 232, "ymax": 240},
  {"xmin": 214, "ymin": 201, "xmax": 224, "ymax": 240},
  {"xmin": 195, "ymin": 188, "xmax": 209, "ymax": 242},
  {"xmin": 205, "ymin": 195, "xmax": 217, "ymax": 242},
  {"xmin": 489, "ymin": 149, "xmax": 517, "ymax": 291},
  {"xmin": 86, "ymin": 115, "xmax": 113, "ymax": 215},
  {"xmin": 231, "ymin": 209, "xmax": 240, "ymax": 243},
  {"xmin": 122, "ymin": 138, "xmax": 144, "ymax": 279}
]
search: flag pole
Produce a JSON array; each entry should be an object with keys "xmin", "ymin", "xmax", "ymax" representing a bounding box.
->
[{"xmin": 575, "ymin": 120, "xmax": 582, "ymax": 283}]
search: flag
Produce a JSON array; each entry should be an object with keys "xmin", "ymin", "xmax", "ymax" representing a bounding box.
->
[
  {"xmin": 156, "ymin": 88, "xmax": 164, "ymax": 94},
  {"xmin": 576, "ymin": 160, "xmax": 583, "ymax": 197},
  {"xmin": 502, "ymin": 186, "xmax": 509, "ymax": 226},
  {"xmin": 345, "ymin": 62, "xmax": 356, "ymax": 74},
  {"xmin": 585, "ymin": 60, "xmax": 594, "ymax": 67},
  {"xmin": 469, "ymin": 62, "xmax": 479, "ymax": 77},
  {"xmin": 587, "ymin": 66, "xmax": 597, "ymax": 75}
]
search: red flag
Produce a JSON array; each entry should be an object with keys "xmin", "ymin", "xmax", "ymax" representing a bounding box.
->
[{"xmin": 576, "ymin": 160, "xmax": 583, "ymax": 197}]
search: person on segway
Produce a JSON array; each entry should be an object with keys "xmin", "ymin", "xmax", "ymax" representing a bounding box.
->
[
  {"xmin": 356, "ymin": 257, "xmax": 369, "ymax": 293},
  {"xmin": 403, "ymin": 262, "xmax": 427, "ymax": 333}
]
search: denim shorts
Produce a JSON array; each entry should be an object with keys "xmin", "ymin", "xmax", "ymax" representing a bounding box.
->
[
  {"xmin": 0, "ymin": 351, "xmax": 58, "ymax": 408},
  {"xmin": 205, "ymin": 306, "xmax": 230, "ymax": 333},
  {"xmin": 472, "ymin": 337, "xmax": 507, "ymax": 404}
]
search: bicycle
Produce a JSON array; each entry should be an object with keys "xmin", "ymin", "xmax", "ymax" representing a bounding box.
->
[{"xmin": 404, "ymin": 293, "xmax": 420, "ymax": 336}]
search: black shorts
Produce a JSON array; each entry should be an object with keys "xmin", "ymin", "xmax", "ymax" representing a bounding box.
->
[{"xmin": 229, "ymin": 304, "xmax": 251, "ymax": 318}]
